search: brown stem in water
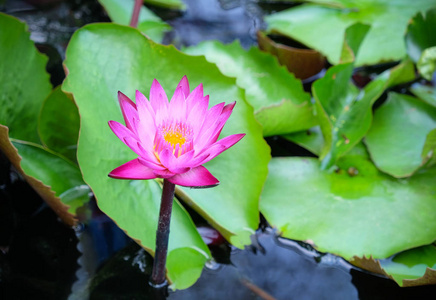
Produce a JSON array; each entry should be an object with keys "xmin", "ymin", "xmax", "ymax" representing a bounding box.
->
[
  {"xmin": 129, "ymin": 0, "xmax": 143, "ymax": 28},
  {"xmin": 150, "ymin": 179, "xmax": 175, "ymax": 287}
]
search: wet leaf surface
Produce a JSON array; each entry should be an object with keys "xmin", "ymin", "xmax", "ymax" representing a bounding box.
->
[
  {"xmin": 365, "ymin": 92, "xmax": 436, "ymax": 177},
  {"xmin": 62, "ymin": 23, "xmax": 270, "ymax": 288},
  {"xmin": 0, "ymin": 13, "xmax": 51, "ymax": 143},
  {"xmin": 185, "ymin": 40, "xmax": 315, "ymax": 136},
  {"xmin": 38, "ymin": 86, "xmax": 80, "ymax": 163}
]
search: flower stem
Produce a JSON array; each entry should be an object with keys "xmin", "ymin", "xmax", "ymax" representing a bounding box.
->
[
  {"xmin": 129, "ymin": 0, "xmax": 143, "ymax": 28},
  {"xmin": 150, "ymin": 179, "xmax": 176, "ymax": 287}
]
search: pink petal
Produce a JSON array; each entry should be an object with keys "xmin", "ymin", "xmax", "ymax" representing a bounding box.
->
[
  {"xmin": 169, "ymin": 85, "xmax": 187, "ymax": 121},
  {"xmin": 168, "ymin": 166, "xmax": 219, "ymax": 187},
  {"xmin": 135, "ymin": 90, "xmax": 156, "ymax": 148},
  {"xmin": 108, "ymin": 120, "xmax": 137, "ymax": 147},
  {"xmin": 185, "ymin": 83, "xmax": 204, "ymax": 112},
  {"xmin": 149, "ymin": 79, "xmax": 169, "ymax": 120},
  {"xmin": 187, "ymin": 95, "xmax": 209, "ymax": 134},
  {"xmin": 197, "ymin": 133, "xmax": 245, "ymax": 165},
  {"xmin": 138, "ymin": 157, "xmax": 166, "ymax": 171},
  {"xmin": 118, "ymin": 91, "xmax": 138, "ymax": 134},
  {"xmin": 158, "ymin": 148, "xmax": 191, "ymax": 174},
  {"xmin": 176, "ymin": 75, "xmax": 190, "ymax": 98},
  {"xmin": 108, "ymin": 159, "xmax": 157, "ymax": 180}
]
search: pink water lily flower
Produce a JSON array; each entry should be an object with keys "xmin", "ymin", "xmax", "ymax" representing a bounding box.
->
[{"xmin": 108, "ymin": 76, "xmax": 245, "ymax": 187}]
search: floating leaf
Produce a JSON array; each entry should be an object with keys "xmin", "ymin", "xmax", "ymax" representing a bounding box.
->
[
  {"xmin": 38, "ymin": 86, "xmax": 80, "ymax": 162},
  {"xmin": 365, "ymin": 93, "xmax": 436, "ymax": 177},
  {"xmin": 0, "ymin": 125, "xmax": 88, "ymax": 226},
  {"xmin": 405, "ymin": 8, "xmax": 436, "ymax": 63},
  {"xmin": 62, "ymin": 23, "xmax": 269, "ymax": 288},
  {"xmin": 98, "ymin": 0, "xmax": 171, "ymax": 42},
  {"xmin": 260, "ymin": 149, "xmax": 436, "ymax": 261},
  {"xmin": 265, "ymin": 0, "xmax": 436, "ymax": 66},
  {"xmin": 0, "ymin": 13, "xmax": 51, "ymax": 143},
  {"xmin": 185, "ymin": 40, "xmax": 315, "ymax": 136},
  {"xmin": 313, "ymin": 59, "xmax": 415, "ymax": 169},
  {"xmin": 283, "ymin": 126, "xmax": 324, "ymax": 156}
]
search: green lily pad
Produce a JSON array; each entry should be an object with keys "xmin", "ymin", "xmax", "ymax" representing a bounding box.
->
[
  {"xmin": 381, "ymin": 245, "xmax": 436, "ymax": 286},
  {"xmin": 410, "ymin": 82, "xmax": 436, "ymax": 108},
  {"xmin": 184, "ymin": 40, "xmax": 315, "ymax": 136},
  {"xmin": 313, "ymin": 59, "xmax": 415, "ymax": 169},
  {"xmin": 365, "ymin": 93, "xmax": 436, "ymax": 178},
  {"xmin": 0, "ymin": 13, "xmax": 51, "ymax": 143},
  {"xmin": 62, "ymin": 23, "xmax": 269, "ymax": 288},
  {"xmin": 98, "ymin": 0, "xmax": 171, "ymax": 42},
  {"xmin": 260, "ymin": 150, "xmax": 436, "ymax": 261},
  {"xmin": 38, "ymin": 86, "xmax": 80, "ymax": 162},
  {"xmin": 0, "ymin": 125, "xmax": 88, "ymax": 226},
  {"xmin": 405, "ymin": 8, "xmax": 436, "ymax": 63},
  {"xmin": 265, "ymin": 0, "xmax": 436, "ymax": 66}
]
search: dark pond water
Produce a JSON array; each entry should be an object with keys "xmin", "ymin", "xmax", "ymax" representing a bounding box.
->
[{"xmin": 1, "ymin": 0, "xmax": 436, "ymax": 299}]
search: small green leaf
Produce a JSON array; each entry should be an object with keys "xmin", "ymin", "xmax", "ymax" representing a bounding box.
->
[
  {"xmin": 265, "ymin": 0, "xmax": 436, "ymax": 66},
  {"xmin": 365, "ymin": 93, "xmax": 436, "ymax": 177},
  {"xmin": 313, "ymin": 60, "xmax": 415, "ymax": 169},
  {"xmin": 260, "ymin": 151, "xmax": 436, "ymax": 260},
  {"xmin": 0, "ymin": 13, "xmax": 51, "ymax": 143},
  {"xmin": 283, "ymin": 126, "xmax": 324, "ymax": 156},
  {"xmin": 38, "ymin": 86, "xmax": 80, "ymax": 162},
  {"xmin": 405, "ymin": 8, "xmax": 436, "ymax": 63},
  {"xmin": 380, "ymin": 245, "xmax": 436, "ymax": 286},
  {"xmin": 98, "ymin": 0, "xmax": 171, "ymax": 42},
  {"xmin": 185, "ymin": 40, "xmax": 315, "ymax": 136},
  {"xmin": 144, "ymin": 0, "xmax": 186, "ymax": 10},
  {"xmin": 417, "ymin": 46, "xmax": 436, "ymax": 81}
]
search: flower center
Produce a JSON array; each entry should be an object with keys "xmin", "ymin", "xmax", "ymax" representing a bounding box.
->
[
  {"xmin": 164, "ymin": 126, "xmax": 186, "ymax": 147},
  {"xmin": 155, "ymin": 121, "xmax": 193, "ymax": 158}
]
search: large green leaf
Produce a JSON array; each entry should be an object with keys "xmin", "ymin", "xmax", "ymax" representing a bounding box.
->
[
  {"xmin": 0, "ymin": 13, "xmax": 51, "ymax": 143},
  {"xmin": 144, "ymin": 0, "xmax": 186, "ymax": 10},
  {"xmin": 313, "ymin": 60, "xmax": 415, "ymax": 169},
  {"xmin": 38, "ymin": 86, "xmax": 80, "ymax": 162},
  {"xmin": 98, "ymin": 0, "xmax": 171, "ymax": 42},
  {"xmin": 184, "ymin": 40, "xmax": 315, "ymax": 136},
  {"xmin": 365, "ymin": 93, "xmax": 436, "ymax": 177},
  {"xmin": 62, "ymin": 23, "xmax": 269, "ymax": 288},
  {"xmin": 260, "ymin": 148, "xmax": 436, "ymax": 261},
  {"xmin": 265, "ymin": 0, "xmax": 436, "ymax": 66}
]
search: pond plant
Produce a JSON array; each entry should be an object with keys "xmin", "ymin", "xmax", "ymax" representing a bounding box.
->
[{"xmin": 1, "ymin": 0, "xmax": 436, "ymax": 298}]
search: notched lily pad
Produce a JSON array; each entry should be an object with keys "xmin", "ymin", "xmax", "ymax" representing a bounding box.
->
[
  {"xmin": 184, "ymin": 40, "xmax": 315, "ymax": 136},
  {"xmin": 0, "ymin": 125, "xmax": 84, "ymax": 226},
  {"xmin": 260, "ymin": 147, "xmax": 436, "ymax": 262},
  {"xmin": 365, "ymin": 92, "xmax": 436, "ymax": 178}
]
